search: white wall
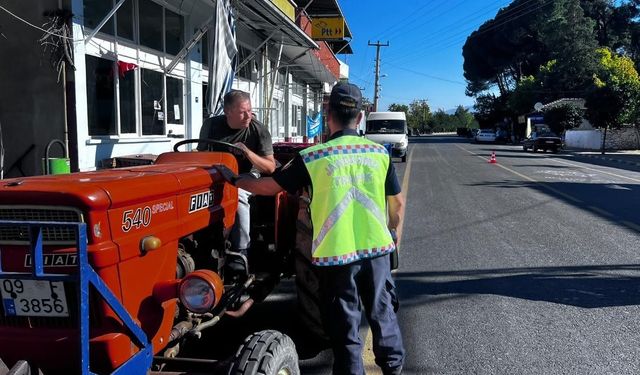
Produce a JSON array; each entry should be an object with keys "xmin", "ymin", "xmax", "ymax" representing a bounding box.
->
[{"xmin": 565, "ymin": 128, "xmax": 640, "ymax": 150}]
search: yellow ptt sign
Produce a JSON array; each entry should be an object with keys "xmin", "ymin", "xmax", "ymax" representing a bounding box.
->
[{"xmin": 311, "ymin": 17, "xmax": 345, "ymax": 40}]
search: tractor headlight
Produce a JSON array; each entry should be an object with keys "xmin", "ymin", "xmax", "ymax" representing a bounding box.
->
[{"xmin": 178, "ymin": 270, "xmax": 223, "ymax": 314}]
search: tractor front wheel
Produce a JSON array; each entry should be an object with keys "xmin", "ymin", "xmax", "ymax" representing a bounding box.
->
[{"xmin": 229, "ymin": 330, "xmax": 299, "ymax": 375}]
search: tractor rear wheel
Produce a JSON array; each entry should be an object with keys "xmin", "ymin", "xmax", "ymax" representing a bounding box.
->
[{"xmin": 229, "ymin": 330, "xmax": 299, "ymax": 375}]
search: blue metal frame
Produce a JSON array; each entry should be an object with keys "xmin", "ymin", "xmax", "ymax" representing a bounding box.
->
[{"xmin": 0, "ymin": 221, "xmax": 153, "ymax": 374}]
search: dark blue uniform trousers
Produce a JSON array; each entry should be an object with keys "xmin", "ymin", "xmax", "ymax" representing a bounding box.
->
[{"xmin": 318, "ymin": 254, "xmax": 405, "ymax": 375}]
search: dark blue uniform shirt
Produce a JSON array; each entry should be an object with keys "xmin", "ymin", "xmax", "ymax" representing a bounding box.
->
[{"xmin": 272, "ymin": 129, "xmax": 402, "ymax": 196}]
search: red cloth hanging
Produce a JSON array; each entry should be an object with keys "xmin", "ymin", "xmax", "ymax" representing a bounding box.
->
[{"xmin": 117, "ymin": 61, "xmax": 138, "ymax": 78}]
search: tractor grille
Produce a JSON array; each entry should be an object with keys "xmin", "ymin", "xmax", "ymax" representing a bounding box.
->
[{"xmin": 0, "ymin": 206, "xmax": 84, "ymax": 245}]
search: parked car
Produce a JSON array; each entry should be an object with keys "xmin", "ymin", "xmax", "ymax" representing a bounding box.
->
[
  {"xmin": 522, "ymin": 131, "xmax": 563, "ymax": 153},
  {"xmin": 475, "ymin": 129, "xmax": 497, "ymax": 143}
]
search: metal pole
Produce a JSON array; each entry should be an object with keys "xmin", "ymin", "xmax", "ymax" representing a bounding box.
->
[{"xmin": 368, "ymin": 41, "xmax": 389, "ymax": 112}]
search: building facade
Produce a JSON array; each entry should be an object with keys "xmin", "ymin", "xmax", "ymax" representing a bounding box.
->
[{"xmin": 0, "ymin": 0, "xmax": 350, "ymax": 175}]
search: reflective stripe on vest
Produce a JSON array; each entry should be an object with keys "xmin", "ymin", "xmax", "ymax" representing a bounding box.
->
[{"xmin": 301, "ymin": 136, "xmax": 395, "ymax": 266}]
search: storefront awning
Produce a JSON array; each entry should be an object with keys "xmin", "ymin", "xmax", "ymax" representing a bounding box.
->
[
  {"xmin": 281, "ymin": 44, "xmax": 337, "ymax": 86},
  {"xmin": 235, "ymin": 0, "xmax": 318, "ymax": 50}
]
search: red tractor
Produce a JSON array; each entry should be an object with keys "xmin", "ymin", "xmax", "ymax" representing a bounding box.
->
[{"xmin": 0, "ymin": 140, "xmax": 317, "ymax": 374}]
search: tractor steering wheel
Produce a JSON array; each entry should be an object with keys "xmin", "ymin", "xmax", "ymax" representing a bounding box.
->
[{"xmin": 173, "ymin": 139, "xmax": 246, "ymax": 159}]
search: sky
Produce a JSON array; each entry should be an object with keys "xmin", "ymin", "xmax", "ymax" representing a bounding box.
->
[{"xmin": 338, "ymin": 0, "xmax": 514, "ymax": 112}]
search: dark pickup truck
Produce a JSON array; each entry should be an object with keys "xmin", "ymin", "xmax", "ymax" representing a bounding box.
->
[{"xmin": 522, "ymin": 132, "xmax": 563, "ymax": 153}]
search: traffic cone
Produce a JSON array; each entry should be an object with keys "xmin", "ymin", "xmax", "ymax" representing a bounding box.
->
[{"xmin": 488, "ymin": 151, "xmax": 497, "ymax": 164}]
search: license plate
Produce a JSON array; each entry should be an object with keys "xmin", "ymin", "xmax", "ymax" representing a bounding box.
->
[
  {"xmin": 1, "ymin": 279, "xmax": 69, "ymax": 317},
  {"xmin": 545, "ymin": 141, "xmax": 555, "ymax": 144}
]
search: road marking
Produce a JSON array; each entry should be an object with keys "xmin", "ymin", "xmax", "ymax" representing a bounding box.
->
[
  {"xmin": 455, "ymin": 145, "xmax": 584, "ymax": 204},
  {"xmin": 455, "ymin": 145, "xmax": 640, "ymax": 232},
  {"xmin": 551, "ymin": 157, "xmax": 640, "ymax": 183},
  {"xmin": 363, "ymin": 147, "xmax": 414, "ymax": 374}
]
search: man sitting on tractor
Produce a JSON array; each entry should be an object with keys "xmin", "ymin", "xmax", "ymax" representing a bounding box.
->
[{"xmin": 198, "ymin": 90, "xmax": 276, "ymax": 273}]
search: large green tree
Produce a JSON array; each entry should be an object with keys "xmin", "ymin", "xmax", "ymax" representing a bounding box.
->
[
  {"xmin": 538, "ymin": 0, "xmax": 600, "ymax": 96},
  {"xmin": 585, "ymin": 48, "xmax": 640, "ymax": 128}
]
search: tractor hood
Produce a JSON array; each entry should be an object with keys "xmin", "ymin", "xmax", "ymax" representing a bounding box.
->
[{"xmin": 0, "ymin": 159, "xmax": 231, "ymax": 211}]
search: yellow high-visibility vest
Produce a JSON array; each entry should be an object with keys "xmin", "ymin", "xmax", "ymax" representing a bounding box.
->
[{"xmin": 300, "ymin": 135, "xmax": 395, "ymax": 266}]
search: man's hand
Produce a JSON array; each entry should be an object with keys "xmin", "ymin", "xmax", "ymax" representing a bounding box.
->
[
  {"xmin": 213, "ymin": 165, "xmax": 239, "ymax": 185},
  {"xmin": 233, "ymin": 142, "xmax": 249, "ymax": 157}
]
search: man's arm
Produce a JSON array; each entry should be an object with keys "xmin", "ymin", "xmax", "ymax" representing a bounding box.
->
[
  {"xmin": 236, "ymin": 176, "xmax": 283, "ymax": 196},
  {"xmin": 234, "ymin": 142, "xmax": 276, "ymax": 174},
  {"xmin": 387, "ymin": 192, "xmax": 405, "ymax": 243}
]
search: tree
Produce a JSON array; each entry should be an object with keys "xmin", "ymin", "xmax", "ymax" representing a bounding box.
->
[
  {"xmin": 463, "ymin": 0, "xmax": 551, "ymax": 96},
  {"xmin": 387, "ymin": 103, "xmax": 409, "ymax": 113},
  {"xmin": 407, "ymin": 100, "xmax": 431, "ymax": 132},
  {"xmin": 507, "ymin": 75, "xmax": 542, "ymax": 115},
  {"xmin": 474, "ymin": 94, "xmax": 508, "ymax": 128},
  {"xmin": 542, "ymin": 104, "xmax": 585, "ymax": 134},
  {"xmin": 453, "ymin": 105, "xmax": 477, "ymax": 128},
  {"xmin": 585, "ymin": 48, "xmax": 640, "ymax": 128},
  {"xmin": 538, "ymin": 0, "xmax": 600, "ymax": 95},
  {"xmin": 428, "ymin": 109, "xmax": 457, "ymax": 132}
]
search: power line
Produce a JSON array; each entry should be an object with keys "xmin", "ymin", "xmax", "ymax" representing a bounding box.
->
[
  {"xmin": 383, "ymin": 0, "xmax": 511, "ymax": 61},
  {"xmin": 387, "ymin": 0, "xmax": 553, "ymax": 67},
  {"xmin": 385, "ymin": 0, "xmax": 542, "ymax": 66},
  {"xmin": 387, "ymin": 64, "xmax": 466, "ymax": 85},
  {"xmin": 370, "ymin": 0, "xmax": 439, "ymax": 43}
]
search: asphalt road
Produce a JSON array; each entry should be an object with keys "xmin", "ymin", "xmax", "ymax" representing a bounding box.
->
[
  {"xmin": 395, "ymin": 135, "xmax": 640, "ymax": 374},
  {"xmin": 191, "ymin": 135, "xmax": 640, "ymax": 374}
]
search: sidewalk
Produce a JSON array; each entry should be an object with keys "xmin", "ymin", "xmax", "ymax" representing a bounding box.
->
[{"xmin": 564, "ymin": 148, "xmax": 640, "ymax": 168}]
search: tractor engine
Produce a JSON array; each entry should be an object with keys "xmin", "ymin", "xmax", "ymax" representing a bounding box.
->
[{"xmin": 0, "ymin": 151, "xmax": 238, "ymax": 373}]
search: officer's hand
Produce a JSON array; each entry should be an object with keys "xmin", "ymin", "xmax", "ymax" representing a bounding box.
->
[
  {"xmin": 213, "ymin": 165, "xmax": 239, "ymax": 186},
  {"xmin": 390, "ymin": 229, "xmax": 398, "ymax": 245}
]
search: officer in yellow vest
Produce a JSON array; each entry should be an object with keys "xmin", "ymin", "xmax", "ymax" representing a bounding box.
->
[{"xmin": 215, "ymin": 82, "xmax": 405, "ymax": 375}]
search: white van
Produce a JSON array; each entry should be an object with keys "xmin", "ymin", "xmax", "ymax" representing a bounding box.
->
[{"xmin": 365, "ymin": 112, "xmax": 408, "ymax": 162}]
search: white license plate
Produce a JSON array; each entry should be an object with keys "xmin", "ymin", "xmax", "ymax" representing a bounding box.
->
[{"xmin": 1, "ymin": 279, "xmax": 69, "ymax": 317}]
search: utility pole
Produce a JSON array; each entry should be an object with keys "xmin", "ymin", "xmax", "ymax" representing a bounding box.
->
[{"xmin": 368, "ymin": 40, "xmax": 389, "ymax": 112}]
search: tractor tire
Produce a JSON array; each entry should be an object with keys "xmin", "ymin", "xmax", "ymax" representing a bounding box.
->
[{"xmin": 229, "ymin": 330, "xmax": 299, "ymax": 375}]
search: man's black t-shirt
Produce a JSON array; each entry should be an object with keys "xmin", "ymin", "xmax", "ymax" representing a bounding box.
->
[
  {"xmin": 272, "ymin": 130, "xmax": 401, "ymax": 196},
  {"xmin": 197, "ymin": 115, "xmax": 273, "ymax": 173}
]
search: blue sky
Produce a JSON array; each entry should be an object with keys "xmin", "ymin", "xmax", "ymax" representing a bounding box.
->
[{"xmin": 339, "ymin": 0, "xmax": 514, "ymax": 112}]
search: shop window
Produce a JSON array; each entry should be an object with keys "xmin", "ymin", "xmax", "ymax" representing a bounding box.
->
[
  {"xmin": 292, "ymin": 105, "xmax": 302, "ymax": 137},
  {"xmin": 139, "ymin": 0, "xmax": 163, "ymax": 51},
  {"xmin": 165, "ymin": 9, "xmax": 184, "ymax": 56},
  {"xmin": 237, "ymin": 45, "xmax": 252, "ymax": 80},
  {"xmin": 166, "ymin": 77, "xmax": 184, "ymax": 125},
  {"xmin": 141, "ymin": 68, "xmax": 165, "ymax": 135},
  {"xmin": 84, "ymin": 0, "xmax": 114, "ymax": 35},
  {"xmin": 119, "ymin": 67, "xmax": 136, "ymax": 133},
  {"xmin": 86, "ymin": 55, "xmax": 116, "ymax": 136},
  {"xmin": 203, "ymin": 82, "xmax": 209, "ymax": 120},
  {"xmin": 201, "ymin": 32, "xmax": 209, "ymax": 66},
  {"xmin": 116, "ymin": 0, "xmax": 134, "ymax": 40}
]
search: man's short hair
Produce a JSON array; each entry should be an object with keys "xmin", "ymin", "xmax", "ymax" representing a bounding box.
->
[
  {"xmin": 223, "ymin": 90, "xmax": 251, "ymax": 110},
  {"xmin": 328, "ymin": 82, "xmax": 362, "ymax": 128}
]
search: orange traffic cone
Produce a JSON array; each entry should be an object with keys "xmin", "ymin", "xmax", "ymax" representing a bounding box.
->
[{"xmin": 488, "ymin": 151, "xmax": 497, "ymax": 164}]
